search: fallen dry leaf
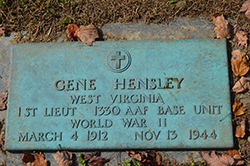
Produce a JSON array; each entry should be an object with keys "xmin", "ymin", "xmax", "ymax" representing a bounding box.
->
[
  {"xmin": 83, "ymin": 151, "xmax": 110, "ymax": 166},
  {"xmin": 52, "ymin": 151, "xmax": 73, "ymax": 166},
  {"xmin": 0, "ymin": 24, "xmax": 5, "ymax": 36},
  {"xmin": 200, "ymin": 151, "xmax": 234, "ymax": 166},
  {"xmin": 227, "ymin": 150, "xmax": 241, "ymax": 158},
  {"xmin": 240, "ymin": 0, "xmax": 250, "ymax": 19},
  {"xmin": 231, "ymin": 54, "xmax": 250, "ymax": 76},
  {"xmin": 76, "ymin": 23, "xmax": 99, "ymax": 46},
  {"xmin": 227, "ymin": 150, "xmax": 245, "ymax": 166},
  {"xmin": 22, "ymin": 152, "xmax": 35, "ymax": 165},
  {"xmin": 66, "ymin": 24, "xmax": 79, "ymax": 41},
  {"xmin": 22, "ymin": 151, "xmax": 47, "ymax": 166},
  {"xmin": 232, "ymin": 99, "xmax": 246, "ymax": 116},
  {"xmin": 236, "ymin": 126, "xmax": 245, "ymax": 138},
  {"xmin": 234, "ymin": 160, "xmax": 245, "ymax": 165},
  {"xmin": 143, "ymin": 150, "xmax": 162, "ymax": 166},
  {"xmin": 235, "ymin": 115, "xmax": 246, "ymax": 138},
  {"xmin": 232, "ymin": 50, "xmax": 244, "ymax": 60},
  {"xmin": 0, "ymin": 91, "xmax": 8, "ymax": 110},
  {"xmin": 32, "ymin": 151, "xmax": 47, "ymax": 166},
  {"xmin": 127, "ymin": 150, "xmax": 142, "ymax": 161},
  {"xmin": 210, "ymin": 14, "xmax": 232, "ymax": 39},
  {"xmin": 127, "ymin": 150, "xmax": 161, "ymax": 166},
  {"xmin": 232, "ymin": 77, "xmax": 250, "ymax": 93},
  {"xmin": 235, "ymin": 31, "xmax": 248, "ymax": 48}
]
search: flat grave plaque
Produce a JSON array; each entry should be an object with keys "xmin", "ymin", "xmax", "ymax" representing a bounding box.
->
[{"xmin": 6, "ymin": 39, "xmax": 233, "ymax": 150}]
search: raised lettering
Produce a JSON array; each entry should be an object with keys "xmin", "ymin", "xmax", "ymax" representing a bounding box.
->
[
  {"xmin": 157, "ymin": 105, "xmax": 185, "ymax": 115},
  {"xmin": 193, "ymin": 105, "xmax": 222, "ymax": 114},
  {"xmin": 113, "ymin": 78, "xmax": 184, "ymax": 90},
  {"xmin": 121, "ymin": 118, "xmax": 147, "ymax": 128},
  {"xmin": 54, "ymin": 79, "xmax": 96, "ymax": 91},
  {"xmin": 71, "ymin": 119, "xmax": 113, "ymax": 129},
  {"xmin": 44, "ymin": 107, "xmax": 76, "ymax": 117},
  {"xmin": 135, "ymin": 131, "xmax": 161, "ymax": 140}
]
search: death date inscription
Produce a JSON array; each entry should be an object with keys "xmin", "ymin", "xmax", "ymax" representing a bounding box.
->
[
  {"xmin": 17, "ymin": 104, "xmax": 221, "ymax": 143},
  {"xmin": 16, "ymin": 77, "xmax": 221, "ymax": 144},
  {"xmin": 18, "ymin": 129, "xmax": 217, "ymax": 142}
]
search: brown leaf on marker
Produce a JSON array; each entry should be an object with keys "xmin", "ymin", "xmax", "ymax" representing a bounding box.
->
[
  {"xmin": 232, "ymin": 50, "xmax": 244, "ymax": 60},
  {"xmin": 232, "ymin": 99, "xmax": 246, "ymax": 116},
  {"xmin": 210, "ymin": 14, "xmax": 232, "ymax": 39},
  {"xmin": 240, "ymin": 0, "xmax": 250, "ymax": 19},
  {"xmin": 232, "ymin": 77, "xmax": 250, "ymax": 93},
  {"xmin": 66, "ymin": 24, "xmax": 79, "ymax": 41},
  {"xmin": 76, "ymin": 23, "xmax": 99, "ymax": 46},
  {"xmin": 22, "ymin": 151, "xmax": 47, "ymax": 166},
  {"xmin": 52, "ymin": 151, "xmax": 73, "ymax": 166},
  {"xmin": 0, "ymin": 91, "xmax": 8, "ymax": 110},
  {"xmin": 235, "ymin": 115, "xmax": 246, "ymax": 138},
  {"xmin": 200, "ymin": 151, "xmax": 234, "ymax": 166},
  {"xmin": 235, "ymin": 31, "xmax": 248, "ymax": 48},
  {"xmin": 231, "ymin": 54, "xmax": 249, "ymax": 76}
]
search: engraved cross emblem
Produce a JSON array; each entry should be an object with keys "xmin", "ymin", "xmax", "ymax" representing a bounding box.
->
[
  {"xmin": 111, "ymin": 51, "xmax": 125, "ymax": 69},
  {"xmin": 105, "ymin": 49, "xmax": 131, "ymax": 73}
]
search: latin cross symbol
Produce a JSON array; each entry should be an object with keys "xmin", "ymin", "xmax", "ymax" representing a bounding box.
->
[{"xmin": 111, "ymin": 51, "xmax": 125, "ymax": 69}]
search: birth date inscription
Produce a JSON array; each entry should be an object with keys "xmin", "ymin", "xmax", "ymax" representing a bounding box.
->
[{"xmin": 6, "ymin": 40, "xmax": 233, "ymax": 150}]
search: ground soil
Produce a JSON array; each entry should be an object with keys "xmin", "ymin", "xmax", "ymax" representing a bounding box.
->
[
  {"xmin": 0, "ymin": 0, "xmax": 249, "ymax": 43},
  {"xmin": 1, "ymin": 0, "xmax": 250, "ymax": 165}
]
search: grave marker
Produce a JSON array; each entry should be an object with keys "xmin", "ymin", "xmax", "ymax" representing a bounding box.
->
[{"xmin": 6, "ymin": 39, "xmax": 233, "ymax": 150}]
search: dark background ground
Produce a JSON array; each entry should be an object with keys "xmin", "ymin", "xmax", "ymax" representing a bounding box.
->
[
  {"xmin": 0, "ymin": 0, "xmax": 249, "ymax": 43},
  {"xmin": 1, "ymin": 0, "xmax": 250, "ymax": 165}
]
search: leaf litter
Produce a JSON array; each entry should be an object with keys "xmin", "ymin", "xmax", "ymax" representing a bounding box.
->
[
  {"xmin": 0, "ymin": 92, "xmax": 8, "ymax": 111},
  {"xmin": 232, "ymin": 77, "xmax": 250, "ymax": 93},
  {"xmin": 235, "ymin": 115, "xmax": 246, "ymax": 138},
  {"xmin": 22, "ymin": 151, "xmax": 47, "ymax": 166},
  {"xmin": 240, "ymin": 0, "xmax": 250, "ymax": 19},
  {"xmin": 66, "ymin": 23, "xmax": 99, "ymax": 46},
  {"xmin": 227, "ymin": 150, "xmax": 245, "ymax": 165},
  {"xmin": 231, "ymin": 54, "xmax": 249, "ymax": 76},
  {"xmin": 231, "ymin": 50, "xmax": 245, "ymax": 60},
  {"xmin": 0, "ymin": 0, "xmax": 250, "ymax": 165},
  {"xmin": 235, "ymin": 30, "xmax": 248, "ymax": 48},
  {"xmin": 1, "ymin": 0, "xmax": 248, "ymax": 43},
  {"xmin": 127, "ymin": 150, "xmax": 161, "ymax": 166},
  {"xmin": 52, "ymin": 151, "xmax": 73, "ymax": 166},
  {"xmin": 210, "ymin": 14, "xmax": 233, "ymax": 39},
  {"xmin": 200, "ymin": 151, "xmax": 234, "ymax": 166},
  {"xmin": 80, "ymin": 151, "xmax": 110, "ymax": 166},
  {"xmin": 232, "ymin": 99, "xmax": 246, "ymax": 116},
  {"xmin": 66, "ymin": 24, "xmax": 79, "ymax": 41},
  {"xmin": 76, "ymin": 23, "xmax": 99, "ymax": 46},
  {"xmin": 0, "ymin": 24, "xmax": 5, "ymax": 36}
]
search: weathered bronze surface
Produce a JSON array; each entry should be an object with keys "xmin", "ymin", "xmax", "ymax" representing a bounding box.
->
[{"xmin": 6, "ymin": 40, "xmax": 233, "ymax": 150}]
